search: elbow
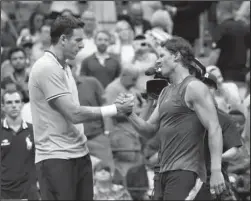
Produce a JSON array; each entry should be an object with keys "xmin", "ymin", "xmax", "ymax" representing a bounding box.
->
[
  {"xmin": 69, "ymin": 106, "xmax": 81, "ymax": 124},
  {"xmin": 208, "ymin": 123, "xmax": 222, "ymax": 137}
]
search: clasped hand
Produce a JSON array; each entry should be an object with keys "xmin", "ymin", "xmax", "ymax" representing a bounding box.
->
[{"xmin": 114, "ymin": 93, "xmax": 135, "ymax": 115}]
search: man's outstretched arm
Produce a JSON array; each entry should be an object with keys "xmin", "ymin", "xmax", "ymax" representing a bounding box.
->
[{"xmin": 50, "ymin": 94, "xmax": 133, "ymax": 124}]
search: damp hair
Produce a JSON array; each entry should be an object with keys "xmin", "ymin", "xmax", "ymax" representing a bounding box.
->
[{"xmin": 50, "ymin": 15, "xmax": 85, "ymax": 45}]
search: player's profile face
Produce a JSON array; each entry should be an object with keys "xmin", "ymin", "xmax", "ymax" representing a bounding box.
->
[{"xmin": 64, "ymin": 28, "xmax": 84, "ymax": 60}]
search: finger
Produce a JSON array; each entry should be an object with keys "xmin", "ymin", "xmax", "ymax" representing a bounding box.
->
[
  {"xmin": 218, "ymin": 183, "xmax": 226, "ymax": 194},
  {"xmin": 214, "ymin": 186, "xmax": 221, "ymax": 195}
]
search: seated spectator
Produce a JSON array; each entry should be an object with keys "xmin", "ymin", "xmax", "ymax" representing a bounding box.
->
[
  {"xmin": 93, "ymin": 161, "xmax": 132, "ymax": 200},
  {"xmin": 70, "ymin": 64, "xmax": 115, "ymax": 174},
  {"xmin": 108, "ymin": 20, "xmax": 135, "ymax": 65},
  {"xmin": 1, "ymin": 47, "xmax": 30, "ymax": 103},
  {"xmin": 74, "ymin": 10, "xmax": 97, "ymax": 76},
  {"xmin": 80, "ymin": 30, "xmax": 121, "ymax": 88},
  {"xmin": 1, "ymin": 90, "xmax": 39, "ymax": 200}
]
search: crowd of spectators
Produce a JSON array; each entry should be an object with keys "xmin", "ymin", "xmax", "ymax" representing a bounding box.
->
[{"xmin": 1, "ymin": 1, "xmax": 250, "ymax": 200}]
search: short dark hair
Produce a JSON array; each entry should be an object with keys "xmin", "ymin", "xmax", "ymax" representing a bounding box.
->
[
  {"xmin": 94, "ymin": 29, "xmax": 111, "ymax": 40},
  {"xmin": 50, "ymin": 15, "xmax": 85, "ymax": 45},
  {"xmin": 1, "ymin": 89, "xmax": 23, "ymax": 104},
  {"xmin": 8, "ymin": 47, "xmax": 26, "ymax": 60}
]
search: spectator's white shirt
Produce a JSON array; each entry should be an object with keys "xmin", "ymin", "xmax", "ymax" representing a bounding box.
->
[{"xmin": 21, "ymin": 102, "xmax": 32, "ymax": 124}]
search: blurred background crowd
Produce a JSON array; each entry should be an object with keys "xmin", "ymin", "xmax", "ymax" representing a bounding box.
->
[{"xmin": 1, "ymin": 1, "xmax": 250, "ymax": 200}]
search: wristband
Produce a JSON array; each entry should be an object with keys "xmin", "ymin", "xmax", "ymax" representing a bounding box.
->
[{"xmin": 101, "ymin": 104, "xmax": 117, "ymax": 117}]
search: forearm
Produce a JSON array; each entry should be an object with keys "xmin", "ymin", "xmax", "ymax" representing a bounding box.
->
[
  {"xmin": 71, "ymin": 105, "xmax": 117, "ymax": 124},
  {"xmin": 208, "ymin": 125, "xmax": 223, "ymax": 171},
  {"xmin": 127, "ymin": 112, "xmax": 157, "ymax": 139},
  {"xmin": 222, "ymin": 147, "xmax": 239, "ymax": 162}
]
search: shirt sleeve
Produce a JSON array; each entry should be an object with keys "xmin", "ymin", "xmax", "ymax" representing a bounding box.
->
[
  {"xmin": 38, "ymin": 65, "xmax": 70, "ymax": 101},
  {"xmin": 222, "ymin": 115, "xmax": 243, "ymax": 151}
]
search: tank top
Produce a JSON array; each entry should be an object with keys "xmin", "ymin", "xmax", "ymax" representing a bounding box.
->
[{"xmin": 158, "ymin": 76, "xmax": 207, "ymax": 182}]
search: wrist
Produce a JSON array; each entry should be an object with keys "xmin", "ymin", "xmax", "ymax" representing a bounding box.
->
[
  {"xmin": 100, "ymin": 104, "xmax": 117, "ymax": 117},
  {"xmin": 211, "ymin": 168, "xmax": 222, "ymax": 173}
]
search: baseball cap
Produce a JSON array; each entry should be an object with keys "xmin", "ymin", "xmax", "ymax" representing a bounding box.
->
[{"xmin": 203, "ymin": 72, "xmax": 218, "ymax": 89}]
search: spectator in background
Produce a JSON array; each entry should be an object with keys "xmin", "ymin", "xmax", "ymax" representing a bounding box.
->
[
  {"xmin": 1, "ymin": 10, "xmax": 16, "ymax": 49},
  {"xmin": 120, "ymin": 2, "xmax": 152, "ymax": 36},
  {"xmin": 206, "ymin": 65, "xmax": 244, "ymax": 114},
  {"xmin": 16, "ymin": 25, "xmax": 31, "ymax": 47},
  {"xmin": 1, "ymin": 47, "xmax": 30, "ymax": 103},
  {"xmin": 162, "ymin": 1, "xmax": 213, "ymax": 47},
  {"xmin": 1, "ymin": 90, "xmax": 38, "ymax": 200},
  {"xmin": 108, "ymin": 20, "xmax": 135, "ymax": 65},
  {"xmin": 141, "ymin": 1, "xmax": 163, "ymax": 22},
  {"xmin": 130, "ymin": 2, "xmax": 152, "ymax": 36},
  {"xmin": 149, "ymin": 9, "xmax": 173, "ymax": 35},
  {"xmin": 70, "ymin": 64, "xmax": 115, "ymax": 174},
  {"xmin": 32, "ymin": 23, "xmax": 51, "ymax": 61},
  {"xmin": 132, "ymin": 35, "xmax": 158, "ymax": 93},
  {"xmin": 93, "ymin": 161, "xmax": 132, "ymax": 200},
  {"xmin": 105, "ymin": 67, "xmax": 144, "ymax": 179},
  {"xmin": 29, "ymin": 11, "xmax": 45, "ymax": 43},
  {"xmin": 1, "ymin": 36, "xmax": 34, "ymax": 80},
  {"xmin": 74, "ymin": 10, "xmax": 97, "ymax": 76},
  {"xmin": 81, "ymin": 30, "xmax": 121, "ymax": 88},
  {"xmin": 208, "ymin": 1, "xmax": 250, "ymax": 82}
]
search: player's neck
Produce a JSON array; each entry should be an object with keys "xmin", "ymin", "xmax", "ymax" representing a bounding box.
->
[
  {"xmin": 6, "ymin": 116, "xmax": 22, "ymax": 130},
  {"xmin": 169, "ymin": 68, "xmax": 190, "ymax": 85},
  {"xmin": 49, "ymin": 45, "xmax": 66, "ymax": 64}
]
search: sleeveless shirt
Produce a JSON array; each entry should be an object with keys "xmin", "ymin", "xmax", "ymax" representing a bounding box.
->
[{"xmin": 158, "ymin": 76, "xmax": 207, "ymax": 182}]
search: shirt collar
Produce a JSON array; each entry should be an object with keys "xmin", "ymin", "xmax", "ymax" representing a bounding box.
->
[
  {"xmin": 44, "ymin": 51, "xmax": 68, "ymax": 69},
  {"xmin": 94, "ymin": 52, "xmax": 110, "ymax": 60},
  {"xmin": 2, "ymin": 118, "xmax": 28, "ymax": 130}
]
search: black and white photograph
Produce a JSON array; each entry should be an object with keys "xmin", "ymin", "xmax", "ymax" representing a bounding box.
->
[{"xmin": 1, "ymin": 1, "xmax": 250, "ymax": 200}]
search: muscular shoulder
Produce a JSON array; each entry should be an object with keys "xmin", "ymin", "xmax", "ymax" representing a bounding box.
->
[{"xmin": 186, "ymin": 80, "xmax": 209, "ymax": 101}]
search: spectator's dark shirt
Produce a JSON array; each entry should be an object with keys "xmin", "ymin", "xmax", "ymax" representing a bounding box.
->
[
  {"xmin": 162, "ymin": 1, "xmax": 213, "ymax": 42},
  {"xmin": 76, "ymin": 76, "xmax": 105, "ymax": 138},
  {"xmin": 80, "ymin": 53, "xmax": 121, "ymax": 88},
  {"xmin": 1, "ymin": 120, "xmax": 36, "ymax": 199},
  {"xmin": 215, "ymin": 18, "xmax": 250, "ymax": 72},
  {"xmin": 205, "ymin": 109, "xmax": 242, "ymax": 182}
]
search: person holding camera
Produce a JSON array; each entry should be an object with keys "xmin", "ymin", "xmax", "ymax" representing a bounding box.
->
[{"xmin": 115, "ymin": 36, "xmax": 226, "ymax": 200}]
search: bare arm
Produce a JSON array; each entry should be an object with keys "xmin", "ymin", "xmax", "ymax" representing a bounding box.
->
[
  {"xmin": 127, "ymin": 104, "xmax": 160, "ymax": 139},
  {"xmin": 186, "ymin": 80, "xmax": 223, "ymax": 171},
  {"xmin": 50, "ymin": 94, "xmax": 103, "ymax": 124},
  {"xmin": 222, "ymin": 147, "xmax": 239, "ymax": 162}
]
